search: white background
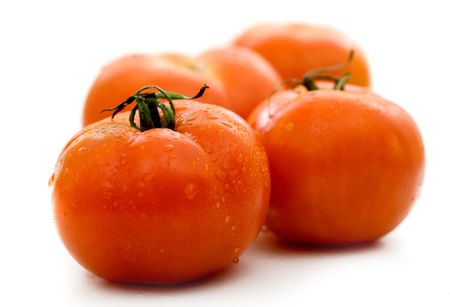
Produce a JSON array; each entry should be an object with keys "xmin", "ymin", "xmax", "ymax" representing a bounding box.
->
[{"xmin": 1, "ymin": 0, "xmax": 449, "ymax": 306}]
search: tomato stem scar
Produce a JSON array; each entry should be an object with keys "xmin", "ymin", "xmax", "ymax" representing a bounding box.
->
[{"xmin": 102, "ymin": 84, "xmax": 208, "ymax": 131}]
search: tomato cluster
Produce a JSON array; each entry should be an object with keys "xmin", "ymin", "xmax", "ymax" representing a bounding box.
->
[{"xmin": 51, "ymin": 22, "xmax": 425, "ymax": 285}]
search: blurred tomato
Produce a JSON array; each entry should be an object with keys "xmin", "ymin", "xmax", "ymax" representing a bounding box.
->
[
  {"xmin": 83, "ymin": 47, "xmax": 281, "ymax": 125},
  {"xmin": 234, "ymin": 22, "xmax": 370, "ymax": 86}
]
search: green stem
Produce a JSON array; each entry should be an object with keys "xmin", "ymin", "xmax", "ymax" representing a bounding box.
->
[
  {"xmin": 280, "ymin": 50, "xmax": 355, "ymax": 92},
  {"xmin": 103, "ymin": 84, "xmax": 208, "ymax": 131}
]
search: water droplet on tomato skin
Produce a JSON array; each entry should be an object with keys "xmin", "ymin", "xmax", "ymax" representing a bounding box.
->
[
  {"xmin": 207, "ymin": 115, "xmax": 220, "ymax": 121},
  {"xmin": 261, "ymin": 225, "xmax": 269, "ymax": 234},
  {"xmin": 184, "ymin": 183, "xmax": 198, "ymax": 200},
  {"xmin": 176, "ymin": 105, "xmax": 188, "ymax": 112},
  {"xmin": 221, "ymin": 121, "xmax": 233, "ymax": 128},
  {"xmin": 203, "ymin": 144, "xmax": 214, "ymax": 154},
  {"xmin": 285, "ymin": 122, "xmax": 294, "ymax": 131},
  {"xmin": 163, "ymin": 144, "xmax": 174, "ymax": 152},
  {"xmin": 232, "ymin": 257, "xmax": 240, "ymax": 264},
  {"xmin": 225, "ymin": 216, "xmax": 232, "ymax": 223}
]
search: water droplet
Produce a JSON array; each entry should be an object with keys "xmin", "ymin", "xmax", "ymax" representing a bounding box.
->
[
  {"xmin": 183, "ymin": 118, "xmax": 197, "ymax": 127},
  {"xmin": 234, "ymin": 247, "xmax": 240, "ymax": 253},
  {"xmin": 218, "ymin": 129, "xmax": 224, "ymax": 136},
  {"xmin": 163, "ymin": 144, "xmax": 174, "ymax": 152},
  {"xmin": 225, "ymin": 216, "xmax": 232, "ymax": 223},
  {"xmin": 221, "ymin": 121, "xmax": 233, "ymax": 128},
  {"xmin": 231, "ymin": 226, "xmax": 236, "ymax": 231},
  {"xmin": 207, "ymin": 115, "xmax": 220, "ymax": 120},
  {"xmin": 285, "ymin": 122, "xmax": 294, "ymax": 131},
  {"xmin": 232, "ymin": 257, "xmax": 239, "ymax": 264},
  {"xmin": 261, "ymin": 225, "xmax": 269, "ymax": 233},
  {"xmin": 215, "ymin": 202, "xmax": 221, "ymax": 208},
  {"xmin": 203, "ymin": 144, "xmax": 214, "ymax": 154},
  {"xmin": 48, "ymin": 173, "xmax": 55, "ymax": 187},
  {"xmin": 184, "ymin": 183, "xmax": 198, "ymax": 200},
  {"xmin": 204, "ymin": 163, "xmax": 209, "ymax": 171}
]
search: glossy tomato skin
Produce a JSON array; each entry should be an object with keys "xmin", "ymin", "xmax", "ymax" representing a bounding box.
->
[
  {"xmin": 199, "ymin": 47, "xmax": 281, "ymax": 119},
  {"xmin": 248, "ymin": 89, "xmax": 424, "ymax": 245},
  {"xmin": 53, "ymin": 100, "xmax": 270, "ymax": 284},
  {"xmin": 83, "ymin": 48, "xmax": 281, "ymax": 125},
  {"xmin": 234, "ymin": 23, "xmax": 371, "ymax": 87}
]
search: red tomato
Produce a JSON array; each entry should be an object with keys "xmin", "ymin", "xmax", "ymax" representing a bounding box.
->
[
  {"xmin": 83, "ymin": 47, "xmax": 281, "ymax": 125},
  {"xmin": 233, "ymin": 22, "xmax": 371, "ymax": 86},
  {"xmin": 248, "ymin": 81, "xmax": 424, "ymax": 245},
  {"xmin": 52, "ymin": 86, "xmax": 270, "ymax": 284}
]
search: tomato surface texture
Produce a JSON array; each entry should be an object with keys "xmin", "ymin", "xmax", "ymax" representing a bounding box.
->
[
  {"xmin": 248, "ymin": 87, "xmax": 424, "ymax": 245},
  {"xmin": 53, "ymin": 98, "xmax": 270, "ymax": 284}
]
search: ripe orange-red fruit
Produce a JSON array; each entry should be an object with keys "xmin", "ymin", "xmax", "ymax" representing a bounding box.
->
[
  {"xmin": 83, "ymin": 47, "xmax": 281, "ymax": 125},
  {"xmin": 248, "ymin": 83, "xmax": 424, "ymax": 245},
  {"xmin": 53, "ymin": 92, "xmax": 270, "ymax": 284},
  {"xmin": 234, "ymin": 23, "xmax": 370, "ymax": 86}
]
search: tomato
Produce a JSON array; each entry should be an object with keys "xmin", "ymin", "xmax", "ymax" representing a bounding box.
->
[
  {"xmin": 52, "ymin": 86, "xmax": 270, "ymax": 284},
  {"xmin": 248, "ymin": 80, "xmax": 424, "ymax": 245},
  {"xmin": 83, "ymin": 47, "xmax": 281, "ymax": 125},
  {"xmin": 233, "ymin": 22, "xmax": 371, "ymax": 87}
]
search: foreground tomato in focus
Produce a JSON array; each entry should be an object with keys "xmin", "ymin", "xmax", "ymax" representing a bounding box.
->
[
  {"xmin": 233, "ymin": 22, "xmax": 371, "ymax": 87},
  {"xmin": 248, "ymin": 74, "xmax": 424, "ymax": 245},
  {"xmin": 52, "ymin": 86, "xmax": 270, "ymax": 284},
  {"xmin": 83, "ymin": 47, "xmax": 281, "ymax": 125}
]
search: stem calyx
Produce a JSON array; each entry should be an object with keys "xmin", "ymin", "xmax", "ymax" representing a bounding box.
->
[
  {"xmin": 102, "ymin": 84, "xmax": 208, "ymax": 131},
  {"xmin": 282, "ymin": 50, "xmax": 354, "ymax": 92}
]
